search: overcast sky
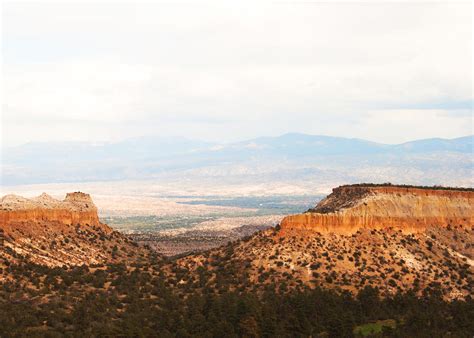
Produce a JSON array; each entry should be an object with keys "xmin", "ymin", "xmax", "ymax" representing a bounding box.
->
[{"xmin": 2, "ymin": 1, "xmax": 472, "ymax": 147}]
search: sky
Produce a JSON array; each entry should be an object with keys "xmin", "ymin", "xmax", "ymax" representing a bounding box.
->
[{"xmin": 1, "ymin": 0, "xmax": 473, "ymax": 147}]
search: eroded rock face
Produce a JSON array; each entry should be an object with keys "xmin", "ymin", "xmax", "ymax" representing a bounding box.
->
[
  {"xmin": 280, "ymin": 185, "xmax": 474, "ymax": 235},
  {"xmin": 0, "ymin": 192, "xmax": 103, "ymax": 232},
  {"xmin": 0, "ymin": 192, "xmax": 139, "ymax": 267}
]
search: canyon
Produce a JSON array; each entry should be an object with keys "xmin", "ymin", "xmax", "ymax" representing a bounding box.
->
[
  {"xmin": 1, "ymin": 185, "xmax": 473, "ymax": 299},
  {"xmin": 169, "ymin": 184, "xmax": 473, "ymax": 299}
]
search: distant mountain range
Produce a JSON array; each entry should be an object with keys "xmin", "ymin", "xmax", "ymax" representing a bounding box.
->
[{"xmin": 1, "ymin": 133, "xmax": 473, "ymax": 187}]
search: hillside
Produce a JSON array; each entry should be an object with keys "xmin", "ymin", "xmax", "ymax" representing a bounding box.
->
[
  {"xmin": 0, "ymin": 192, "xmax": 151, "ymax": 268},
  {"xmin": 0, "ymin": 186, "xmax": 473, "ymax": 336},
  {"xmin": 166, "ymin": 185, "xmax": 474, "ymax": 299}
]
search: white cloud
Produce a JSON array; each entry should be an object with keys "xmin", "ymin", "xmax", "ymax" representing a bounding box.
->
[
  {"xmin": 1, "ymin": 1, "xmax": 472, "ymax": 146},
  {"xmin": 357, "ymin": 109, "xmax": 473, "ymax": 143}
]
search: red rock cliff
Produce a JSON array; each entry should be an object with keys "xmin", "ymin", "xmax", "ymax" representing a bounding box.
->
[
  {"xmin": 280, "ymin": 185, "xmax": 474, "ymax": 235},
  {"xmin": 0, "ymin": 192, "xmax": 109, "ymax": 235},
  {"xmin": 0, "ymin": 192, "xmax": 150, "ymax": 267}
]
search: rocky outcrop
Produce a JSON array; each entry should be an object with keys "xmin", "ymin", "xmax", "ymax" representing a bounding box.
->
[
  {"xmin": 280, "ymin": 185, "xmax": 474, "ymax": 235},
  {"xmin": 0, "ymin": 192, "xmax": 138, "ymax": 267},
  {"xmin": 0, "ymin": 192, "xmax": 106, "ymax": 233}
]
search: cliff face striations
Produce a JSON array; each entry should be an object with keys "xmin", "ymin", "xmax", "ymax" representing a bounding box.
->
[
  {"xmin": 0, "ymin": 192, "xmax": 146, "ymax": 267},
  {"xmin": 166, "ymin": 184, "xmax": 473, "ymax": 300},
  {"xmin": 280, "ymin": 185, "xmax": 474, "ymax": 235},
  {"xmin": 0, "ymin": 192, "xmax": 106, "ymax": 234}
]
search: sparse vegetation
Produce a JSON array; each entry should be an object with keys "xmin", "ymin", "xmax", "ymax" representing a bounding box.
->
[
  {"xmin": 1, "ymin": 258, "xmax": 473, "ymax": 337},
  {"xmin": 339, "ymin": 183, "xmax": 474, "ymax": 192}
]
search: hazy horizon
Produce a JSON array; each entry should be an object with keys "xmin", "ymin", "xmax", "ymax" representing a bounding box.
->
[
  {"xmin": 1, "ymin": 1, "xmax": 472, "ymax": 189},
  {"xmin": 2, "ymin": 131, "xmax": 474, "ymax": 149},
  {"xmin": 2, "ymin": 131, "xmax": 472, "ymax": 188},
  {"xmin": 2, "ymin": 1, "xmax": 472, "ymax": 147}
]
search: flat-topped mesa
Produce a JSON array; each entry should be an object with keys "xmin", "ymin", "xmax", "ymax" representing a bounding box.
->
[
  {"xmin": 280, "ymin": 184, "xmax": 474, "ymax": 235},
  {"xmin": 0, "ymin": 192, "xmax": 151, "ymax": 267},
  {"xmin": 0, "ymin": 192, "xmax": 105, "ymax": 232}
]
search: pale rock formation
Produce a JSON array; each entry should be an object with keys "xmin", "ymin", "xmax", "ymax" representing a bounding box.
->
[{"xmin": 280, "ymin": 185, "xmax": 474, "ymax": 235}]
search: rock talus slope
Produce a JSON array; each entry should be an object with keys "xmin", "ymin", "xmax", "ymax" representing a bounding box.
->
[{"xmin": 280, "ymin": 186, "xmax": 473, "ymax": 235}]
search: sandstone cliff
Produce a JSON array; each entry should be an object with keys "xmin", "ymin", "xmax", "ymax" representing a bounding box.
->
[
  {"xmin": 280, "ymin": 185, "xmax": 474, "ymax": 235},
  {"xmin": 0, "ymin": 192, "xmax": 147, "ymax": 267},
  {"xmin": 170, "ymin": 184, "xmax": 473, "ymax": 300},
  {"xmin": 0, "ymin": 192, "xmax": 102, "ymax": 231}
]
